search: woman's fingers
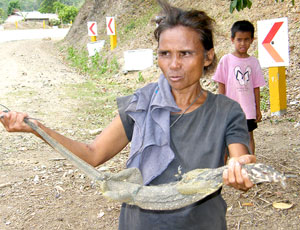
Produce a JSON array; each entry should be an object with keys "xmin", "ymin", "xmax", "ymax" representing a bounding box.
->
[
  {"xmin": 0, "ymin": 111, "xmax": 33, "ymax": 133},
  {"xmin": 223, "ymin": 157, "xmax": 254, "ymax": 191}
]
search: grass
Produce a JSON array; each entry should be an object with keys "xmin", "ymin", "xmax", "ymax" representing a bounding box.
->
[
  {"xmin": 61, "ymin": 3, "xmax": 161, "ymax": 128},
  {"xmin": 124, "ymin": 21, "xmax": 136, "ymax": 33},
  {"xmin": 63, "ymin": 46, "xmax": 135, "ymax": 128},
  {"xmin": 119, "ymin": 4, "xmax": 160, "ymax": 43},
  {"xmin": 7, "ymin": 89, "xmax": 38, "ymax": 97},
  {"xmin": 66, "ymin": 46, "xmax": 120, "ymax": 78},
  {"xmin": 64, "ymin": 80, "xmax": 118, "ymax": 128},
  {"xmin": 260, "ymin": 86, "xmax": 269, "ymax": 112},
  {"xmin": 137, "ymin": 71, "xmax": 145, "ymax": 83}
]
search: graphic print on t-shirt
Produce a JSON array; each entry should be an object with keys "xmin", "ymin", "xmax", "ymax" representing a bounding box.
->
[{"xmin": 234, "ymin": 66, "xmax": 251, "ymax": 86}]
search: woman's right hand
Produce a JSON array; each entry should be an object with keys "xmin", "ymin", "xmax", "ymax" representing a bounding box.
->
[{"xmin": 0, "ymin": 111, "xmax": 36, "ymax": 133}]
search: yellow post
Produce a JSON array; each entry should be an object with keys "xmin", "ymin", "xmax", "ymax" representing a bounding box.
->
[
  {"xmin": 110, "ymin": 23, "xmax": 117, "ymax": 50},
  {"xmin": 15, "ymin": 21, "xmax": 18, "ymax": 29},
  {"xmin": 268, "ymin": 66, "xmax": 287, "ymax": 116},
  {"xmin": 110, "ymin": 35, "xmax": 117, "ymax": 50},
  {"xmin": 43, "ymin": 20, "xmax": 45, "ymax": 29},
  {"xmin": 91, "ymin": 36, "xmax": 97, "ymax": 42}
]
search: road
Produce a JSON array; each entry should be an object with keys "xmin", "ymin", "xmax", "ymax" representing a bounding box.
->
[
  {"xmin": 0, "ymin": 28, "xmax": 69, "ymax": 43},
  {"xmin": 0, "ymin": 39, "xmax": 121, "ymax": 230}
]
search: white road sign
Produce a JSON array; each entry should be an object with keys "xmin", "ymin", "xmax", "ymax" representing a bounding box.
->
[
  {"xmin": 87, "ymin": 21, "xmax": 97, "ymax": 36},
  {"xmin": 257, "ymin": 17, "xmax": 289, "ymax": 68},
  {"xmin": 106, "ymin": 17, "xmax": 115, "ymax": 35}
]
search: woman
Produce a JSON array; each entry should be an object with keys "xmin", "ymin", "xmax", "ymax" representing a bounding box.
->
[{"xmin": 0, "ymin": 1, "xmax": 255, "ymax": 229}]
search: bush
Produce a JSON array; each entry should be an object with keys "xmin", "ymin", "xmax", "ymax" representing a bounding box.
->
[
  {"xmin": 49, "ymin": 18, "xmax": 61, "ymax": 26},
  {"xmin": 59, "ymin": 6, "xmax": 78, "ymax": 24}
]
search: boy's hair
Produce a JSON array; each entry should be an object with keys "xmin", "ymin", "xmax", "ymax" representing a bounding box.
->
[
  {"xmin": 231, "ymin": 20, "xmax": 255, "ymax": 38},
  {"xmin": 154, "ymin": 0, "xmax": 216, "ymax": 74}
]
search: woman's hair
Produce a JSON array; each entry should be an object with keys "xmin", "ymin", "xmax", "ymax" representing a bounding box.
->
[{"xmin": 154, "ymin": 0, "xmax": 216, "ymax": 73}]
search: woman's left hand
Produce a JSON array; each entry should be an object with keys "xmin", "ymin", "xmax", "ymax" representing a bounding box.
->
[{"xmin": 222, "ymin": 154, "xmax": 256, "ymax": 191}]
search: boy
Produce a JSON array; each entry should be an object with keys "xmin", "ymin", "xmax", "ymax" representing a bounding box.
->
[{"xmin": 213, "ymin": 20, "xmax": 265, "ymax": 154}]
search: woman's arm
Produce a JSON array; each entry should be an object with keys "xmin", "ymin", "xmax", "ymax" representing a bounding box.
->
[{"xmin": 0, "ymin": 111, "xmax": 129, "ymax": 167}]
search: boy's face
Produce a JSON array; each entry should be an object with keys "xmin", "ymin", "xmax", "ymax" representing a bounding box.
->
[{"xmin": 231, "ymin": 31, "xmax": 253, "ymax": 57}]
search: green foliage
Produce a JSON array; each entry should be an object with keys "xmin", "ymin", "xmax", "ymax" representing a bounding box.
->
[
  {"xmin": 60, "ymin": 0, "xmax": 83, "ymax": 7},
  {"xmin": 39, "ymin": 1, "xmax": 78, "ymax": 23},
  {"xmin": 230, "ymin": 0, "xmax": 252, "ymax": 13},
  {"xmin": 90, "ymin": 52, "xmax": 109, "ymax": 75},
  {"xmin": 58, "ymin": 5, "xmax": 78, "ymax": 24},
  {"xmin": 7, "ymin": 0, "xmax": 21, "ymax": 15},
  {"xmin": 66, "ymin": 46, "xmax": 120, "ymax": 78},
  {"xmin": 39, "ymin": 0, "xmax": 56, "ymax": 13},
  {"xmin": 67, "ymin": 46, "xmax": 89, "ymax": 74},
  {"xmin": 64, "ymin": 45, "xmax": 126, "ymax": 126},
  {"xmin": 124, "ymin": 21, "xmax": 136, "ymax": 33},
  {"xmin": 120, "ymin": 5, "xmax": 159, "ymax": 44},
  {"xmin": 137, "ymin": 72, "xmax": 145, "ymax": 83},
  {"xmin": 19, "ymin": 0, "xmax": 41, "ymax": 11},
  {"xmin": 0, "ymin": 0, "xmax": 83, "ymax": 12},
  {"xmin": 230, "ymin": 0, "xmax": 295, "ymax": 13},
  {"xmin": 275, "ymin": 0, "xmax": 295, "ymax": 5},
  {"xmin": 53, "ymin": 1, "xmax": 65, "ymax": 12},
  {"xmin": 286, "ymin": 118, "xmax": 295, "ymax": 122},
  {"xmin": 39, "ymin": 0, "xmax": 78, "ymax": 14},
  {"xmin": 49, "ymin": 18, "xmax": 61, "ymax": 26},
  {"xmin": 260, "ymin": 87, "xmax": 269, "ymax": 112},
  {"xmin": 110, "ymin": 56, "xmax": 119, "ymax": 74},
  {"xmin": 0, "ymin": 7, "xmax": 7, "ymax": 23}
]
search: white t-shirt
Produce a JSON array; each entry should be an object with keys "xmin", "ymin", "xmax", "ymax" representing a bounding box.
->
[{"xmin": 213, "ymin": 54, "xmax": 266, "ymax": 119}]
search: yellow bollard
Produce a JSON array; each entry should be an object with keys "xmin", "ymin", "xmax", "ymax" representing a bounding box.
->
[
  {"xmin": 43, "ymin": 20, "xmax": 45, "ymax": 29},
  {"xmin": 110, "ymin": 22, "xmax": 117, "ymax": 50},
  {"xmin": 268, "ymin": 66, "xmax": 287, "ymax": 116},
  {"xmin": 110, "ymin": 35, "xmax": 117, "ymax": 50},
  {"xmin": 15, "ymin": 21, "xmax": 18, "ymax": 29},
  {"xmin": 91, "ymin": 36, "xmax": 97, "ymax": 42}
]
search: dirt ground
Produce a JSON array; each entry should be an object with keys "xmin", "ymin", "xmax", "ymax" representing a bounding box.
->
[{"xmin": 0, "ymin": 39, "xmax": 300, "ymax": 230}]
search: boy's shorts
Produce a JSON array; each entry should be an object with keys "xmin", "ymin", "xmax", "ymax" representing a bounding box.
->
[{"xmin": 247, "ymin": 119, "xmax": 257, "ymax": 132}]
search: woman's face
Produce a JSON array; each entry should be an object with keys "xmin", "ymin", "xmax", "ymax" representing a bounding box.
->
[{"xmin": 158, "ymin": 25, "xmax": 213, "ymax": 92}]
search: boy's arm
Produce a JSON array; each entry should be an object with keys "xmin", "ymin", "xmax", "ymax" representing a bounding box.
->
[
  {"xmin": 254, "ymin": 87, "xmax": 262, "ymax": 122},
  {"xmin": 218, "ymin": 82, "xmax": 226, "ymax": 94}
]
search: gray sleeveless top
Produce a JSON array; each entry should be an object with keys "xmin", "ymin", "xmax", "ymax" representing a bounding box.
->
[{"xmin": 117, "ymin": 91, "xmax": 249, "ymax": 230}]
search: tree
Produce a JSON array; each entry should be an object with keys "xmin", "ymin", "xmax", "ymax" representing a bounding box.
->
[
  {"xmin": 60, "ymin": 0, "xmax": 83, "ymax": 7},
  {"xmin": 0, "ymin": 7, "xmax": 7, "ymax": 23},
  {"xmin": 20, "ymin": 0, "xmax": 41, "ymax": 11},
  {"xmin": 38, "ymin": 0, "xmax": 83, "ymax": 13},
  {"xmin": 0, "ymin": 0, "xmax": 9, "ymax": 11},
  {"xmin": 230, "ymin": 0, "xmax": 295, "ymax": 13},
  {"xmin": 53, "ymin": 1, "xmax": 65, "ymax": 13},
  {"xmin": 58, "ymin": 5, "xmax": 78, "ymax": 24},
  {"xmin": 39, "ymin": 0, "xmax": 56, "ymax": 13},
  {"xmin": 7, "ymin": 0, "xmax": 21, "ymax": 15}
]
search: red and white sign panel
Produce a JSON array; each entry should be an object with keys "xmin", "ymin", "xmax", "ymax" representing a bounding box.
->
[
  {"xmin": 87, "ymin": 21, "xmax": 97, "ymax": 36},
  {"xmin": 106, "ymin": 17, "xmax": 115, "ymax": 35},
  {"xmin": 257, "ymin": 17, "xmax": 289, "ymax": 68}
]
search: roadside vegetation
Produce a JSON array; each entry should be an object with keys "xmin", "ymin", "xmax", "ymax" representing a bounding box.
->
[
  {"xmin": 0, "ymin": 0, "xmax": 84, "ymax": 25},
  {"xmin": 58, "ymin": 0, "xmax": 294, "ymax": 124},
  {"xmin": 63, "ymin": 45, "xmax": 136, "ymax": 128}
]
